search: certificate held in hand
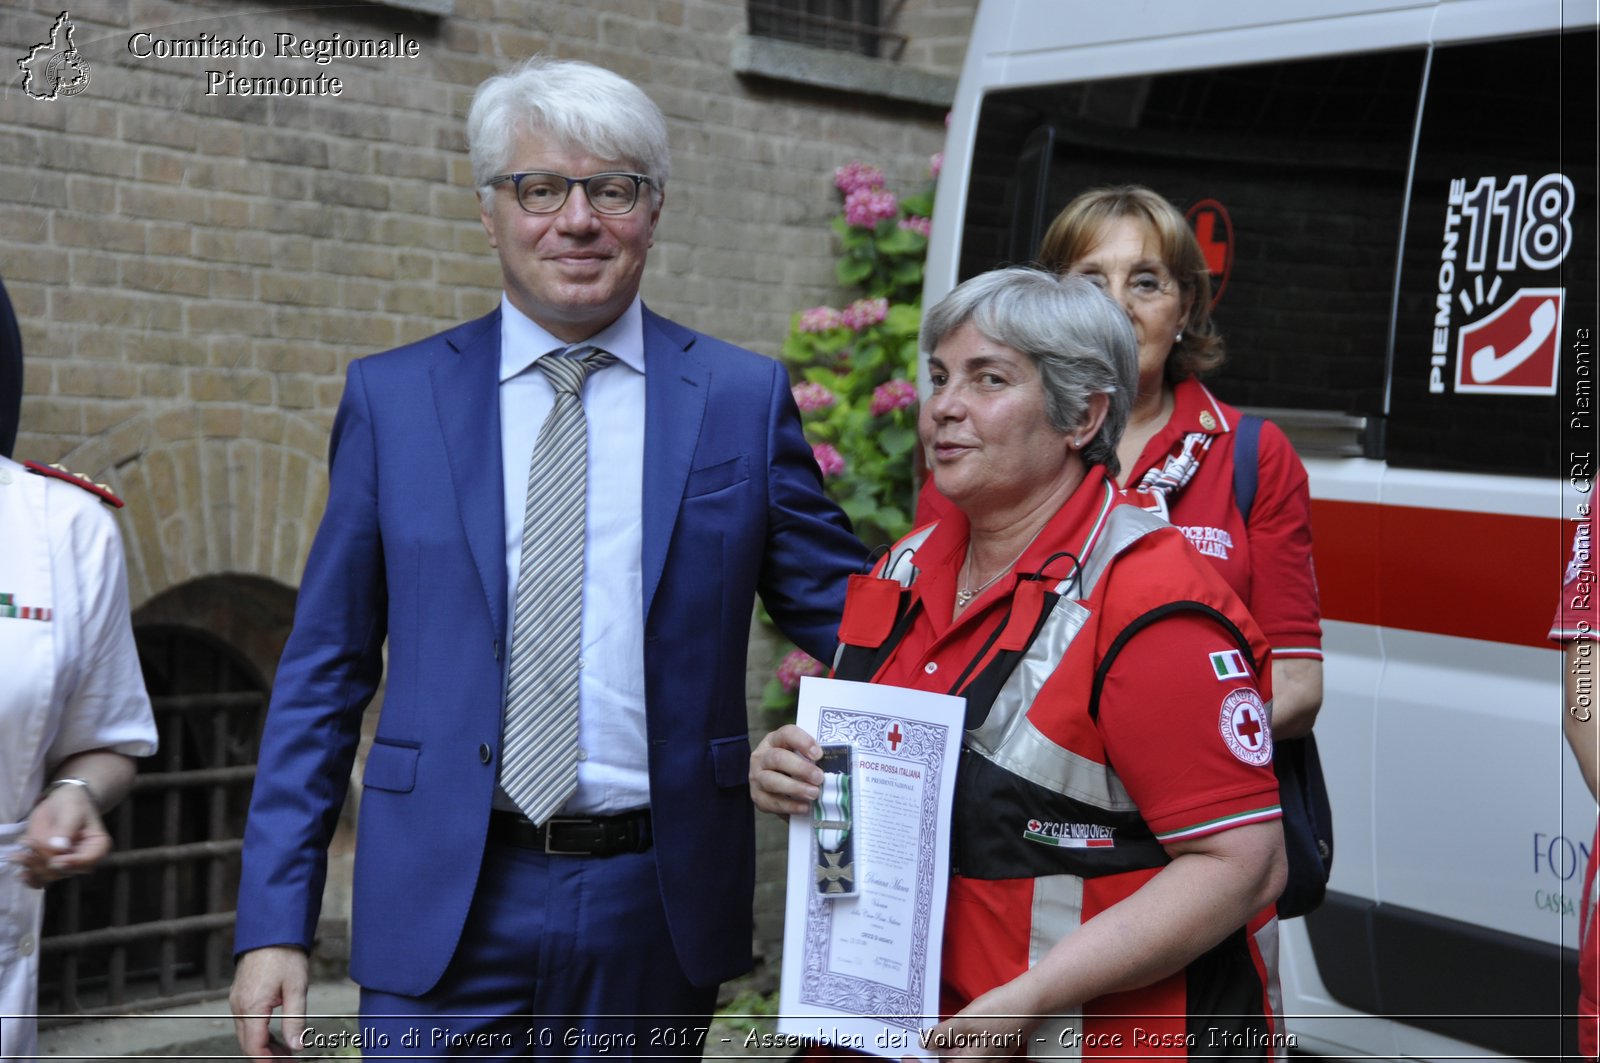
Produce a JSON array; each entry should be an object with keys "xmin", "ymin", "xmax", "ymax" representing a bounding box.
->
[{"xmin": 778, "ymin": 676, "xmax": 965, "ymax": 1059}]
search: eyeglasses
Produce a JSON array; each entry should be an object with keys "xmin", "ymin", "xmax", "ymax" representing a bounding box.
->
[
  {"xmin": 486, "ymin": 171, "xmax": 655, "ymax": 216},
  {"xmin": 1069, "ymin": 267, "xmax": 1179, "ymax": 303}
]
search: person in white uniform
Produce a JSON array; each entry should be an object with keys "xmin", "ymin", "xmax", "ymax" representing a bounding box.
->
[{"xmin": 0, "ymin": 279, "xmax": 156, "ymax": 1060}]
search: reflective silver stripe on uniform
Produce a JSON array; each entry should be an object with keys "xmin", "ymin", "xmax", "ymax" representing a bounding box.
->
[
  {"xmin": 883, "ymin": 523, "xmax": 937, "ymax": 587},
  {"xmin": 964, "ymin": 598, "xmax": 1137, "ymax": 810},
  {"xmin": 1253, "ymin": 916, "xmax": 1284, "ymax": 1061},
  {"xmin": 1030, "ymin": 1013, "xmax": 1084, "ymax": 1062},
  {"xmin": 1029, "ymin": 874, "xmax": 1085, "ymax": 1061},
  {"xmin": 964, "ymin": 503, "xmax": 1166, "ymax": 810},
  {"xmin": 988, "ymin": 714, "xmax": 1139, "ymax": 810},
  {"xmin": 965, "ymin": 597, "xmax": 1088, "ymax": 757},
  {"xmin": 1074, "ymin": 499, "xmax": 1168, "ymax": 600}
]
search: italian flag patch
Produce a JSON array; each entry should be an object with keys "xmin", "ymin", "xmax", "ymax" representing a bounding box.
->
[{"xmin": 1209, "ymin": 649, "xmax": 1249, "ymax": 680}]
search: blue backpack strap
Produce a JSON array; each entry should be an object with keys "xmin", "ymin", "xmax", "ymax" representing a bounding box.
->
[{"xmin": 1232, "ymin": 414, "xmax": 1262, "ymax": 522}]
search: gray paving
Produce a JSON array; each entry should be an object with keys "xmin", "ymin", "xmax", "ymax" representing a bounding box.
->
[{"xmin": 37, "ymin": 980, "xmax": 360, "ymax": 1061}]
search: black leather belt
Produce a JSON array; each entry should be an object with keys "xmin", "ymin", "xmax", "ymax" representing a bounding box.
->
[{"xmin": 488, "ymin": 808, "xmax": 652, "ymax": 856}]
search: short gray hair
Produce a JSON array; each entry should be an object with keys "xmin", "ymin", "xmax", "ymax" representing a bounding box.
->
[
  {"xmin": 467, "ymin": 56, "xmax": 671, "ymax": 196},
  {"xmin": 921, "ymin": 268, "xmax": 1137, "ymax": 476}
]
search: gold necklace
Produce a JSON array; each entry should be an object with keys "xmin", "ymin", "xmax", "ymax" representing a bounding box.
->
[{"xmin": 956, "ymin": 526, "xmax": 1044, "ymax": 607}]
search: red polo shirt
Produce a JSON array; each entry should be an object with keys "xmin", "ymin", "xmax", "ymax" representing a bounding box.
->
[
  {"xmin": 1124, "ymin": 379, "xmax": 1322, "ymax": 660},
  {"xmin": 866, "ymin": 471, "xmax": 1282, "ymax": 1052}
]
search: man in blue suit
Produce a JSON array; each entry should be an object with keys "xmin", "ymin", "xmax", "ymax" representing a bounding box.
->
[{"xmin": 228, "ymin": 57, "xmax": 865, "ymax": 1057}]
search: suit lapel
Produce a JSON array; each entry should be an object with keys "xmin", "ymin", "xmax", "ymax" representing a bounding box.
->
[
  {"xmin": 431, "ymin": 310, "xmax": 507, "ymax": 639},
  {"xmin": 641, "ymin": 307, "xmax": 708, "ymax": 620}
]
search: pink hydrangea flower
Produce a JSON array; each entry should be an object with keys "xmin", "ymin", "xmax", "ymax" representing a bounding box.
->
[
  {"xmin": 798, "ymin": 305, "xmax": 843, "ymax": 333},
  {"xmin": 776, "ymin": 649, "xmax": 826, "ymax": 693},
  {"xmin": 844, "ymin": 187, "xmax": 899, "ymax": 228},
  {"xmin": 929, "ymin": 151, "xmax": 944, "ymax": 178},
  {"xmin": 870, "ymin": 379, "xmax": 918, "ymax": 416},
  {"xmin": 792, "ymin": 382, "xmax": 837, "ymax": 413},
  {"xmin": 898, "ymin": 215, "xmax": 932, "ymax": 237},
  {"xmin": 840, "ymin": 297, "xmax": 889, "ymax": 331},
  {"xmin": 812, "ymin": 442, "xmax": 846, "ymax": 478},
  {"xmin": 833, "ymin": 161, "xmax": 886, "ymax": 195}
]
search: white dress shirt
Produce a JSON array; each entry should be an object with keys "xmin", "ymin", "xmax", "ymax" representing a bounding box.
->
[{"xmin": 495, "ymin": 295, "xmax": 649, "ymax": 815}]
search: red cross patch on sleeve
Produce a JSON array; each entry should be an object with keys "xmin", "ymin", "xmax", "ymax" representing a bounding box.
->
[{"xmin": 1219, "ymin": 688, "xmax": 1273, "ymax": 766}]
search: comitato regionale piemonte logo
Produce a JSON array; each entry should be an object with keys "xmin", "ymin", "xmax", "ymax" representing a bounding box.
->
[{"xmin": 18, "ymin": 12, "xmax": 92, "ymax": 101}]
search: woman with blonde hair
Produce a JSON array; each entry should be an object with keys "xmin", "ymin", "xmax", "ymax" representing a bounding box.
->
[{"xmin": 1036, "ymin": 185, "xmax": 1322, "ymax": 741}]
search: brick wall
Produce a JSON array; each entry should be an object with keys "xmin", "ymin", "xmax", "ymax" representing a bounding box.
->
[
  {"xmin": 897, "ymin": 0, "xmax": 976, "ymax": 72},
  {"xmin": 2, "ymin": 0, "xmax": 973, "ymax": 991},
  {"xmin": 3, "ymin": 0, "xmax": 968, "ymax": 603}
]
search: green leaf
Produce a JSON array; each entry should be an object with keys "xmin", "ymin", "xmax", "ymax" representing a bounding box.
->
[
  {"xmin": 898, "ymin": 230, "xmax": 930, "ymax": 256},
  {"xmin": 810, "ymin": 332, "xmax": 851, "ymax": 358},
  {"xmin": 875, "ymin": 505, "xmax": 910, "ymax": 539},
  {"xmin": 884, "ymin": 303, "xmax": 922, "ymax": 336},
  {"xmin": 805, "ymin": 420, "xmax": 841, "ymax": 442},
  {"xmin": 879, "ymin": 425, "xmax": 917, "ymax": 456},
  {"xmin": 837, "ymin": 257, "xmax": 874, "ymax": 285},
  {"xmin": 900, "ymin": 191, "xmax": 934, "ymax": 216},
  {"xmin": 841, "ymin": 495, "xmax": 879, "ymax": 525},
  {"xmin": 891, "ymin": 259, "xmax": 924, "ymax": 286},
  {"xmin": 761, "ymin": 678, "xmax": 797, "ymax": 713},
  {"xmin": 876, "ymin": 227, "xmax": 923, "ymax": 255},
  {"xmin": 839, "ymin": 227, "xmax": 873, "ymax": 253},
  {"xmin": 782, "ymin": 334, "xmax": 819, "ymax": 363}
]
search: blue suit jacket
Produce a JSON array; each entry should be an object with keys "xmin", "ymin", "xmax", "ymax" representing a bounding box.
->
[{"xmin": 234, "ymin": 307, "xmax": 866, "ymax": 993}]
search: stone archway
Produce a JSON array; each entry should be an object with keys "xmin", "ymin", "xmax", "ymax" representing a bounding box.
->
[{"xmin": 54, "ymin": 404, "xmax": 333, "ymax": 612}]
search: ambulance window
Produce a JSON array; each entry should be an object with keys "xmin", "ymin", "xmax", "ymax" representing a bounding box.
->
[
  {"xmin": 963, "ymin": 49, "xmax": 1424, "ymax": 415},
  {"xmin": 1387, "ymin": 29, "xmax": 1597, "ymax": 477}
]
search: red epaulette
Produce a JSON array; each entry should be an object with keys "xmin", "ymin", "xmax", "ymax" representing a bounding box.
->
[{"xmin": 22, "ymin": 460, "xmax": 125, "ymax": 508}]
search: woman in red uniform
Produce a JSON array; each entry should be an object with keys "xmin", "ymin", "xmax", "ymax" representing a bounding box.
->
[
  {"xmin": 754, "ymin": 268, "xmax": 1287, "ymax": 1058},
  {"xmin": 1035, "ymin": 186, "xmax": 1323, "ymax": 743},
  {"xmin": 1553, "ymin": 514, "xmax": 1598, "ymax": 1059}
]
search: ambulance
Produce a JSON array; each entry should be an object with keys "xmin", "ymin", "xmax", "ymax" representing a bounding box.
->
[{"xmin": 925, "ymin": 1, "xmax": 1597, "ymax": 1057}]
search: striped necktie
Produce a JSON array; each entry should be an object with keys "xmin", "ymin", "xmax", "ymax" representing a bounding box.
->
[{"xmin": 499, "ymin": 344, "xmax": 617, "ymax": 824}]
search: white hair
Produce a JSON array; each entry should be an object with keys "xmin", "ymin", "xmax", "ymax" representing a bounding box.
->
[{"xmin": 467, "ymin": 56, "xmax": 670, "ymax": 196}]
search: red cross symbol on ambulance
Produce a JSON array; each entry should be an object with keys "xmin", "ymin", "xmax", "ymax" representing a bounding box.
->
[{"xmin": 1185, "ymin": 198, "xmax": 1234, "ymax": 308}]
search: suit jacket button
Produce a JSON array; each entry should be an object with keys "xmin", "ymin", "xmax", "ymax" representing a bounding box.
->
[{"xmin": 479, "ymin": 743, "xmax": 492, "ymax": 765}]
